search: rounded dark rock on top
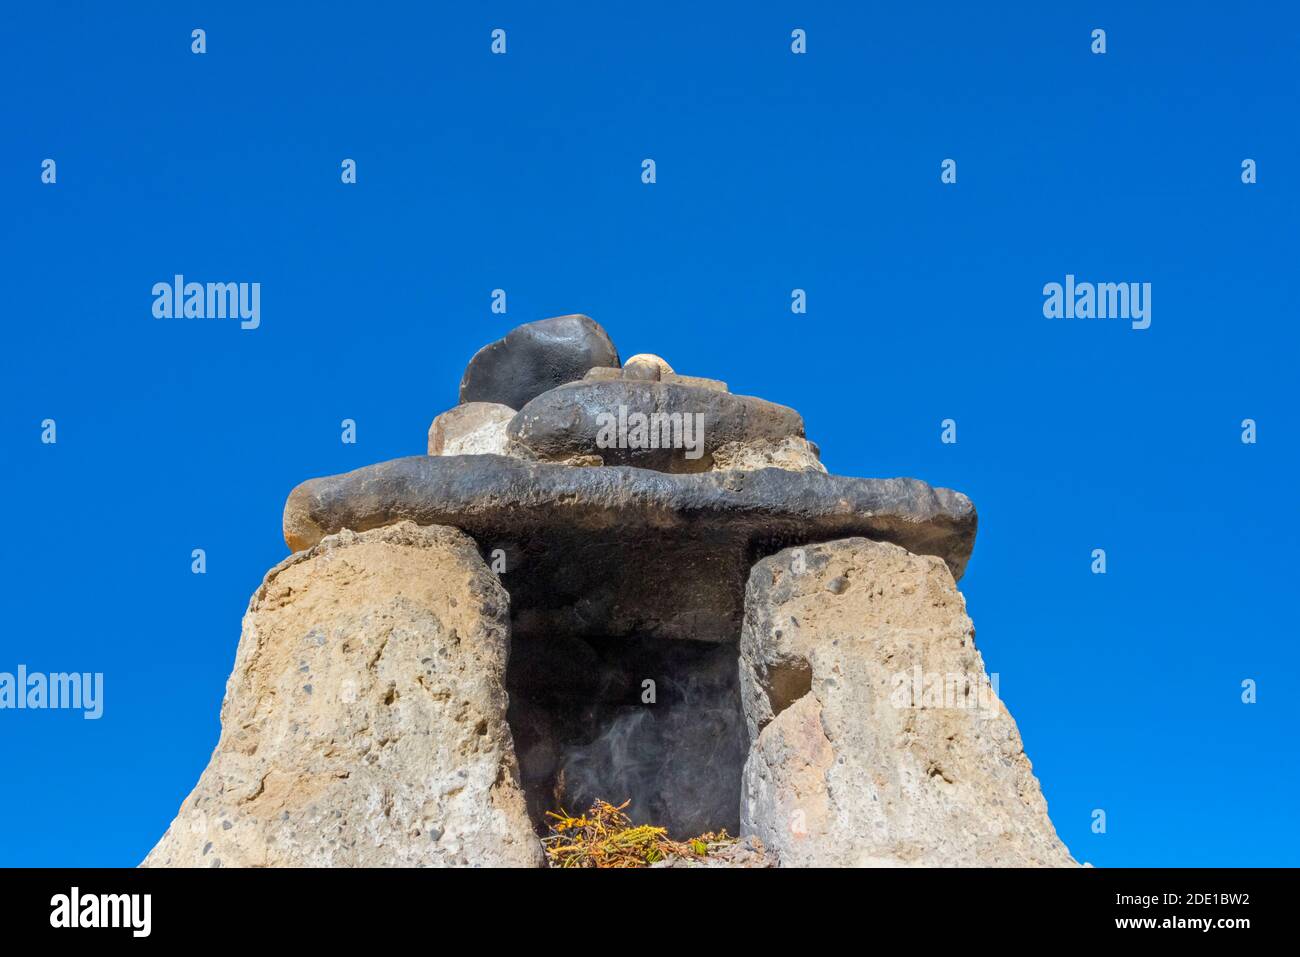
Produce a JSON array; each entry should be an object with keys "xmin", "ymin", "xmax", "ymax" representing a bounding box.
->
[{"xmin": 458, "ymin": 314, "xmax": 620, "ymax": 410}]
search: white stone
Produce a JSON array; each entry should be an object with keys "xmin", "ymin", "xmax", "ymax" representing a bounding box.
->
[{"xmin": 428, "ymin": 402, "xmax": 515, "ymax": 456}]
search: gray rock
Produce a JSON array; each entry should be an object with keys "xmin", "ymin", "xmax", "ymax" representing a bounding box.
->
[
  {"xmin": 739, "ymin": 538, "xmax": 1076, "ymax": 867},
  {"xmin": 506, "ymin": 379, "xmax": 805, "ymax": 473},
  {"xmin": 282, "ymin": 455, "xmax": 977, "ymax": 643},
  {"xmin": 650, "ymin": 835, "xmax": 774, "ymax": 868},
  {"xmin": 459, "ymin": 314, "xmax": 619, "ymax": 409},
  {"xmin": 143, "ymin": 522, "xmax": 544, "ymax": 868}
]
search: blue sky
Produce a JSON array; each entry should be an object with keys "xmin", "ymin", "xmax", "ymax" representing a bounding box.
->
[{"xmin": 1, "ymin": 1, "xmax": 1296, "ymax": 866}]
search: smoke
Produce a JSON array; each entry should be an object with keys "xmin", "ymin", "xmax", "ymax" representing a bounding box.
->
[{"xmin": 507, "ymin": 635, "xmax": 747, "ymax": 839}]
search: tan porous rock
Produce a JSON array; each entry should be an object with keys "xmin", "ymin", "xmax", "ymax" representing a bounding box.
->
[
  {"xmin": 710, "ymin": 436, "xmax": 827, "ymax": 474},
  {"xmin": 740, "ymin": 537, "xmax": 1075, "ymax": 867},
  {"xmin": 143, "ymin": 522, "xmax": 543, "ymax": 868},
  {"xmin": 664, "ymin": 372, "xmax": 728, "ymax": 392},
  {"xmin": 584, "ymin": 365, "xmax": 728, "ymax": 392},
  {"xmin": 428, "ymin": 401, "xmax": 516, "ymax": 456}
]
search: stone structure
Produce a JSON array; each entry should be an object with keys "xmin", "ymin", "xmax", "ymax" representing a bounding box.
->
[{"xmin": 148, "ymin": 313, "xmax": 1074, "ymax": 868}]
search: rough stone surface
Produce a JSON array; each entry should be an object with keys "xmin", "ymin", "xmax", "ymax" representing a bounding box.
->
[
  {"xmin": 584, "ymin": 366, "xmax": 728, "ymax": 392},
  {"xmin": 739, "ymin": 538, "xmax": 1075, "ymax": 867},
  {"xmin": 427, "ymin": 402, "xmax": 516, "ymax": 456},
  {"xmin": 459, "ymin": 314, "xmax": 619, "ymax": 410},
  {"xmin": 650, "ymin": 836, "xmax": 773, "ymax": 868},
  {"xmin": 621, "ymin": 358, "xmax": 662, "ymax": 381},
  {"xmin": 143, "ymin": 522, "xmax": 544, "ymax": 868},
  {"xmin": 711, "ymin": 436, "xmax": 827, "ymax": 474},
  {"xmin": 665, "ymin": 372, "xmax": 728, "ymax": 392},
  {"xmin": 282, "ymin": 455, "xmax": 977, "ymax": 643},
  {"xmin": 506, "ymin": 379, "xmax": 806, "ymax": 473}
]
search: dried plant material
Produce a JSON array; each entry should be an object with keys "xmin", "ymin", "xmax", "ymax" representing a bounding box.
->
[{"xmin": 542, "ymin": 800, "xmax": 735, "ymax": 868}]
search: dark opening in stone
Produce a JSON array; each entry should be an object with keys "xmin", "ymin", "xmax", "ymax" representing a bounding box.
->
[{"xmin": 506, "ymin": 632, "xmax": 747, "ymax": 839}]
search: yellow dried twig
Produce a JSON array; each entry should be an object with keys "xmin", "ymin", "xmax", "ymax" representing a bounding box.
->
[{"xmin": 542, "ymin": 799, "xmax": 735, "ymax": 868}]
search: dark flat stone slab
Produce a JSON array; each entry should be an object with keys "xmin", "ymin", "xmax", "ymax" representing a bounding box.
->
[{"xmin": 283, "ymin": 455, "xmax": 976, "ymax": 642}]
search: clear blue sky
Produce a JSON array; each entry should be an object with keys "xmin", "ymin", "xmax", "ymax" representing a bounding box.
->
[{"xmin": 1, "ymin": 2, "xmax": 1296, "ymax": 867}]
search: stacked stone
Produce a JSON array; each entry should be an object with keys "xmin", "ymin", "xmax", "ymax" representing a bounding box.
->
[
  {"xmin": 145, "ymin": 313, "xmax": 1075, "ymax": 869},
  {"xmin": 429, "ymin": 313, "xmax": 826, "ymax": 473}
]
